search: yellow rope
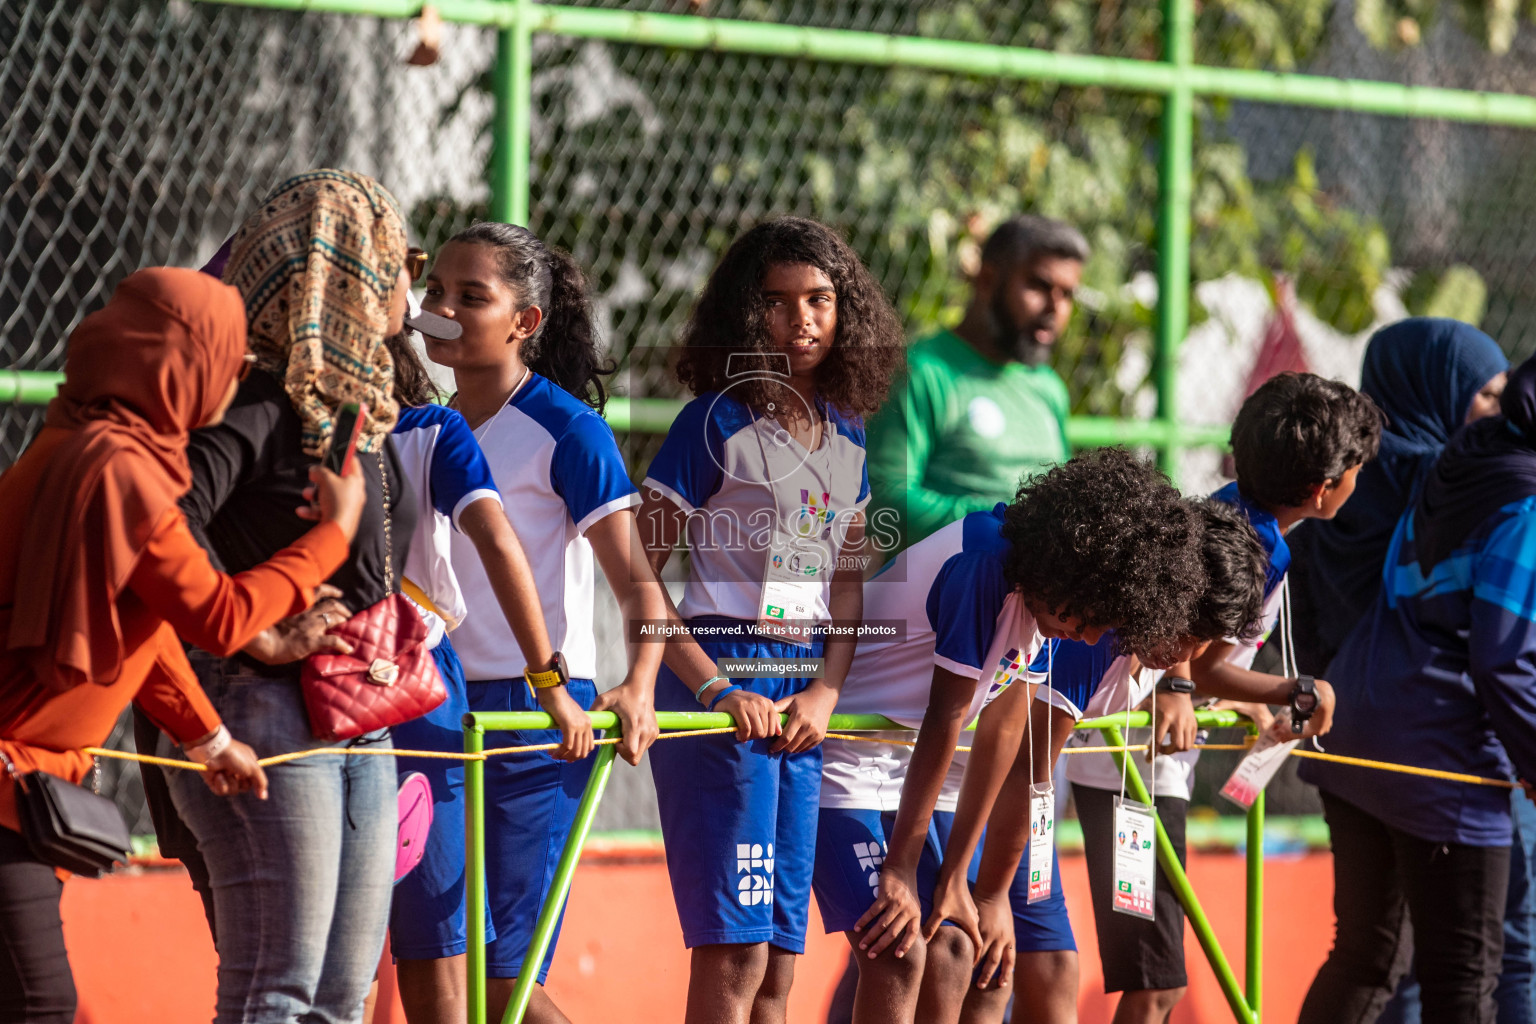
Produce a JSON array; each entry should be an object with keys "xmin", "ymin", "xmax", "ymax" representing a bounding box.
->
[
  {"xmin": 1290, "ymin": 747, "xmax": 1518, "ymax": 789},
  {"xmin": 82, "ymin": 725, "xmax": 744, "ymax": 771},
  {"xmin": 78, "ymin": 730, "xmax": 1517, "ymax": 790}
]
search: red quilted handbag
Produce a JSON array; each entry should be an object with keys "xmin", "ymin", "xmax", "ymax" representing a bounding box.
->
[{"xmin": 300, "ymin": 452, "xmax": 446, "ymax": 741}]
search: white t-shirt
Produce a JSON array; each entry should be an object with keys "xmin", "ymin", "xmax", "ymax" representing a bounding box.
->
[
  {"xmin": 641, "ymin": 391, "xmax": 870, "ymax": 624},
  {"xmin": 820, "ymin": 507, "xmax": 1042, "ymax": 811},
  {"xmin": 449, "ymin": 374, "xmax": 640, "ymax": 681}
]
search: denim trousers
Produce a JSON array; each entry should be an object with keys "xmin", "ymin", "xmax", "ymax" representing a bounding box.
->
[{"xmin": 167, "ymin": 657, "xmax": 396, "ymax": 1024}]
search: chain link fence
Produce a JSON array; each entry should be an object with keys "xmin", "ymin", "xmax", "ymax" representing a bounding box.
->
[{"xmin": 8, "ymin": 0, "xmax": 1536, "ymax": 832}]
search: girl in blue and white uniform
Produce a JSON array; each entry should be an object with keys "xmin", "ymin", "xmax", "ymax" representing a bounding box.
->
[
  {"xmin": 418, "ymin": 224, "xmax": 668, "ymax": 1024},
  {"xmin": 638, "ymin": 217, "xmax": 904, "ymax": 1024}
]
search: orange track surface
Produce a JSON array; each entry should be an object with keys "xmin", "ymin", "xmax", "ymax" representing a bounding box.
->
[{"xmin": 62, "ymin": 850, "xmax": 1333, "ymax": 1023}]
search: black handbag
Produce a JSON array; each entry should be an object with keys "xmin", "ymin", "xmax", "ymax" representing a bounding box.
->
[{"xmin": 1, "ymin": 752, "xmax": 130, "ymax": 876}]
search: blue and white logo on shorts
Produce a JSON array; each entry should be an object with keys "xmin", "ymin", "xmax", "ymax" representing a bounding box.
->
[
  {"xmin": 853, "ymin": 839, "xmax": 886, "ymax": 894},
  {"xmin": 737, "ymin": 843, "xmax": 776, "ymax": 906}
]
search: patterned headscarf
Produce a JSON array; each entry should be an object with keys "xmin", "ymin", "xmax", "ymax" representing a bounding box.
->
[{"xmin": 222, "ymin": 169, "xmax": 407, "ymax": 455}]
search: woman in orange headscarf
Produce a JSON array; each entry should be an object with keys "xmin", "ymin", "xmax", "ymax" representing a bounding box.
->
[{"xmin": 0, "ymin": 267, "xmax": 364, "ymax": 1024}]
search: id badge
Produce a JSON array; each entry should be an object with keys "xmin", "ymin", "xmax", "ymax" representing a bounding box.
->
[
  {"xmin": 1026, "ymin": 782, "xmax": 1055, "ymax": 904},
  {"xmin": 756, "ymin": 531, "xmax": 825, "ymax": 649},
  {"xmin": 1219, "ymin": 731, "xmax": 1299, "ymax": 810},
  {"xmin": 1111, "ymin": 796, "xmax": 1157, "ymax": 920}
]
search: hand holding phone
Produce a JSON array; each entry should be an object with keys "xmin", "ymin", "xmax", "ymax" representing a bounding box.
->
[
  {"xmin": 324, "ymin": 402, "xmax": 366, "ymax": 477},
  {"xmin": 297, "ymin": 402, "xmax": 368, "ymax": 541}
]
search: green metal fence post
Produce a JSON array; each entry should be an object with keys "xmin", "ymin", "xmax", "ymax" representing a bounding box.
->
[
  {"xmin": 1247, "ymin": 786, "xmax": 1265, "ymax": 1019},
  {"xmin": 464, "ymin": 715, "xmax": 488, "ymax": 1024},
  {"xmin": 502, "ymin": 733, "xmax": 621, "ymax": 1024},
  {"xmin": 1155, "ymin": 0, "xmax": 1195, "ymax": 481},
  {"xmin": 1100, "ymin": 725, "xmax": 1257, "ymax": 1024},
  {"xmin": 490, "ymin": 0, "xmax": 532, "ymax": 224}
]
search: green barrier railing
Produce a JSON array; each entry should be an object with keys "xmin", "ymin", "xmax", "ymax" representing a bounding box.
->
[{"xmin": 464, "ymin": 707, "xmax": 1263, "ymax": 1024}]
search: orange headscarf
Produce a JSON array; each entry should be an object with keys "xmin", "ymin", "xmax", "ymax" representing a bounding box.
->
[{"xmin": 5, "ymin": 268, "xmax": 248, "ymax": 692}]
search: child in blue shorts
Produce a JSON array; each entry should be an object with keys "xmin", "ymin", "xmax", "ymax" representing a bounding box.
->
[
  {"xmin": 380, "ymin": 320, "xmax": 591, "ymax": 1023},
  {"xmin": 815, "ymin": 450, "xmax": 1208, "ymax": 1024},
  {"xmin": 638, "ymin": 217, "xmax": 904, "ymax": 1023},
  {"xmin": 418, "ymin": 224, "xmax": 669, "ymax": 1024},
  {"xmin": 926, "ymin": 498, "xmax": 1267, "ymax": 1024}
]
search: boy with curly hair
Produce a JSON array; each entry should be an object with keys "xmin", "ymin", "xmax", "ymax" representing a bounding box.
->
[
  {"xmin": 1065, "ymin": 371, "xmax": 1381, "ymax": 1024},
  {"xmin": 810, "ymin": 448, "xmax": 1205, "ymax": 1024},
  {"xmin": 920, "ymin": 499, "xmax": 1269, "ymax": 1024}
]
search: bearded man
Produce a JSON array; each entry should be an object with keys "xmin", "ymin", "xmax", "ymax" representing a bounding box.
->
[{"xmin": 865, "ymin": 215, "xmax": 1089, "ymax": 557}]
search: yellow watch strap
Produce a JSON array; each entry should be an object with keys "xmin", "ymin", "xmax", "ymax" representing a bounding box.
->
[{"xmin": 524, "ymin": 666, "xmax": 564, "ymax": 689}]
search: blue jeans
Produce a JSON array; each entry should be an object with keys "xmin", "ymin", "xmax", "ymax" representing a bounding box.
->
[
  {"xmin": 1376, "ymin": 791, "xmax": 1536, "ymax": 1024},
  {"xmin": 167, "ymin": 658, "xmax": 396, "ymax": 1024}
]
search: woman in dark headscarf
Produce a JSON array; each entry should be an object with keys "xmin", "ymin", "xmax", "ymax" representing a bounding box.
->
[
  {"xmin": 1298, "ymin": 352, "xmax": 1536, "ymax": 1024},
  {"xmin": 1289, "ymin": 317, "xmax": 1507, "ymax": 674}
]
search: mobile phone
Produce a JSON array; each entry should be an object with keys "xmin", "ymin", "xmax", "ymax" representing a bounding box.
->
[{"xmin": 324, "ymin": 402, "xmax": 366, "ymax": 476}]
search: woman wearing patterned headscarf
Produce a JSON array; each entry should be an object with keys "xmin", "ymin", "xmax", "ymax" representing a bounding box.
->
[{"xmin": 161, "ymin": 170, "xmax": 419, "ymax": 1024}]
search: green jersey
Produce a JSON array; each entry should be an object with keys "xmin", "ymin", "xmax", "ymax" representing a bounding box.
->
[{"xmin": 866, "ymin": 328, "xmax": 1069, "ymax": 555}]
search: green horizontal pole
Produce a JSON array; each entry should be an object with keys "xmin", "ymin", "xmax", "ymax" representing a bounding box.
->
[
  {"xmin": 468, "ymin": 707, "xmax": 1245, "ymax": 734},
  {"xmin": 1101, "ymin": 723, "xmax": 1257, "ymax": 1024},
  {"xmin": 601, "ymin": 397, "xmax": 1229, "ymax": 449},
  {"xmin": 186, "ymin": 0, "xmax": 1536, "ymax": 127},
  {"xmin": 0, "ymin": 383, "xmax": 1230, "ymax": 450},
  {"xmin": 0, "ymin": 371, "xmax": 63, "ymax": 405},
  {"xmin": 1079, "ymin": 707, "xmax": 1245, "ymax": 731}
]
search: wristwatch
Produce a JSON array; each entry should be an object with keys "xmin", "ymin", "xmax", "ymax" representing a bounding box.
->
[
  {"xmin": 1157, "ymin": 675, "xmax": 1196, "ymax": 695},
  {"xmin": 1289, "ymin": 675, "xmax": 1319, "ymax": 733},
  {"xmin": 524, "ymin": 652, "xmax": 570, "ymax": 693}
]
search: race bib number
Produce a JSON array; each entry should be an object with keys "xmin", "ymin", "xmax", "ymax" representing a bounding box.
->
[
  {"xmin": 1111, "ymin": 796, "xmax": 1156, "ymax": 920},
  {"xmin": 1026, "ymin": 782, "xmax": 1055, "ymax": 904},
  {"xmin": 1220, "ymin": 731, "xmax": 1299, "ymax": 810}
]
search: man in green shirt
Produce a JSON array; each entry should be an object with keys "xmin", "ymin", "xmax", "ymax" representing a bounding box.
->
[{"xmin": 865, "ymin": 215, "xmax": 1088, "ymax": 556}]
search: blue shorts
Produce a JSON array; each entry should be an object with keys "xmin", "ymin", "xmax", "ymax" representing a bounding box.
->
[
  {"xmin": 647, "ymin": 620, "xmax": 823, "ymax": 953},
  {"xmin": 1004, "ymin": 838, "xmax": 1075, "ymax": 954},
  {"xmin": 417, "ymin": 669, "xmax": 595, "ymax": 982},
  {"xmin": 812, "ymin": 808, "xmax": 1073, "ymax": 952},
  {"xmin": 389, "ymin": 639, "xmax": 498, "ymax": 960},
  {"xmin": 812, "ymin": 808, "xmax": 980, "ymax": 935},
  {"xmin": 931, "ymin": 810, "xmax": 1074, "ymax": 953}
]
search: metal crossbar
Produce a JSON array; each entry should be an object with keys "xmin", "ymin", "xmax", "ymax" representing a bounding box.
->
[
  {"xmin": 463, "ymin": 708, "xmax": 1264, "ymax": 1024},
  {"xmin": 12, "ymin": 0, "xmax": 1536, "ymax": 472}
]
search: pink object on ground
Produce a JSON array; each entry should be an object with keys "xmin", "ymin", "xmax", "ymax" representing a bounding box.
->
[{"xmin": 395, "ymin": 771, "xmax": 434, "ymax": 883}]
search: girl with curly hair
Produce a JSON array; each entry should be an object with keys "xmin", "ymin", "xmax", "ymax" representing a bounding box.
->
[{"xmin": 637, "ymin": 216, "xmax": 904, "ymax": 1024}]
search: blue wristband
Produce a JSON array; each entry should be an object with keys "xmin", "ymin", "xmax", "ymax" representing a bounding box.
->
[{"xmin": 707, "ymin": 684, "xmax": 744, "ymax": 712}]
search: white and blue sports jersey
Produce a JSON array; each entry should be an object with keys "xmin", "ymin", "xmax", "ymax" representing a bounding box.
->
[
  {"xmin": 393, "ymin": 404, "xmax": 503, "ymax": 648},
  {"xmin": 449, "ymin": 374, "xmax": 640, "ymax": 681},
  {"xmin": 643, "ymin": 391, "xmax": 870, "ymax": 624},
  {"xmin": 821, "ymin": 505, "xmax": 1042, "ymax": 811},
  {"xmin": 1029, "ymin": 637, "xmax": 1126, "ymax": 720}
]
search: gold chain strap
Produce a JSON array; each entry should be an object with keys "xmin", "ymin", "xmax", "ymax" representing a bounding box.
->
[{"xmin": 378, "ymin": 450, "xmax": 393, "ymax": 593}]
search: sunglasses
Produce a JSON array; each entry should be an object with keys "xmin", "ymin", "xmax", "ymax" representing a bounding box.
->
[{"xmin": 406, "ymin": 247, "xmax": 429, "ymax": 283}]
